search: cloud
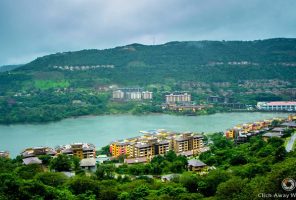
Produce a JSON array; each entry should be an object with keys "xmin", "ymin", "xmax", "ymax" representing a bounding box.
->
[{"xmin": 0, "ymin": 0, "xmax": 295, "ymax": 65}]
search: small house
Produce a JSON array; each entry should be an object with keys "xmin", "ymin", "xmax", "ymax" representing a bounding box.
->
[
  {"xmin": 188, "ymin": 159, "xmax": 207, "ymax": 172},
  {"xmin": 23, "ymin": 157, "xmax": 42, "ymax": 165},
  {"xmin": 80, "ymin": 158, "xmax": 97, "ymax": 172},
  {"xmin": 262, "ymin": 132, "xmax": 283, "ymax": 142}
]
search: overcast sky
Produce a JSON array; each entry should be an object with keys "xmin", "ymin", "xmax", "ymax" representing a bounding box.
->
[{"xmin": 0, "ymin": 0, "xmax": 295, "ymax": 65}]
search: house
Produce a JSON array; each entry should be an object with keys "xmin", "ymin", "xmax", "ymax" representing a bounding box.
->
[
  {"xmin": 124, "ymin": 157, "xmax": 147, "ymax": 164},
  {"xmin": 262, "ymin": 132, "xmax": 284, "ymax": 142},
  {"xmin": 96, "ymin": 155, "xmax": 110, "ymax": 164},
  {"xmin": 80, "ymin": 158, "xmax": 97, "ymax": 172},
  {"xmin": 281, "ymin": 121, "xmax": 296, "ymax": 128},
  {"xmin": 0, "ymin": 151, "xmax": 9, "ymax": 158},
  {"xmin": 188, "ymin": 159, "xmax": 207, "ymax": 172},
  {"xmin": 23, "ymin": 157, "xmax": 42, "ymax": 165},
  {"xmin": 271, "ymin": 127, "xmax": 285, "ymax": 133}
]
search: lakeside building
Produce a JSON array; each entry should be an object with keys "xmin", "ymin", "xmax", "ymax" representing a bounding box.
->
[
  {"xmin": 21, "ymin": 147, "xmax": 56, "ymax": 158},
  {"xmin": 225, "ymin": 119, "xmax": 276, "ymax": 142},
  {"xmin": 56, "ymin": 143, "xmax": 96, "ymax": 159},
  {"xmin": 0, "ymin": 151, "xmax": 9, "ymax": 158},
  {"xmin": 225, "ymin": 115, "xmax": 296, "ymax": 144},
  {"xmin": 110, "ymin": 130, "xmax": 204, "ymax": 159},
  {"xmin": 165, "ymin": 92, "xmax": 191, "ymax": 104},
  {"xmin": 257, "ymin": 101, "xmax": 296, "ymax": 111},
  {"xmin": 112, "ymin": 88, "xmax": 153, "ymax": 101}
]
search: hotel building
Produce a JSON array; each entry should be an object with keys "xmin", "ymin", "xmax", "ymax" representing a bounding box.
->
[{"xmin": 257, "ymin": 101, "xmax": 296, "ymax": 111}]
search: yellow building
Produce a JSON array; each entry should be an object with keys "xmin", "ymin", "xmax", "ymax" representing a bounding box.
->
[
  {"xmin": 157, "ymin": 140, "xmax": 172, "ymax": 155},
  {"xmin": 134, "ymin": 143, "xmax": 154, "ymax": 158},
  {"xmin": 110, "ymin": 132, "xmax": 204, "ymax": 159},
  {"xmin": 57, "ymin": 143, "xmax": 96, "ymax": 160}
]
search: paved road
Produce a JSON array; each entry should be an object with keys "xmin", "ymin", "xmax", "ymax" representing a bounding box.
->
[{"xmin": 286, "ymin": 133, "xmax": 296, "ymax": 152}]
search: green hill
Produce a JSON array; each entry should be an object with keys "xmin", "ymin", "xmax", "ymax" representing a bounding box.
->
[
  {"xmin": 1, "ymin": 38, "xmax": 296, "ymax": 124},
  {"xmin": 13, "ymin": 38, "xmax": 296, "ymax": 86}
]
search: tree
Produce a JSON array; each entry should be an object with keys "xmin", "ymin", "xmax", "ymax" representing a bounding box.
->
[
  {"xmin": 67, "ymin": 176, "xmax": 100, "ymax": 196},
  {"xmin": 179, "ymin": 172, "xmax": 198, "ymax": 193},
  {"xmin": 130, "ymin": 185, "xmax": 150, "ymax": 200},
  {"xmin": 229, "ymin": 153, "xmax": 248, "ymax": 165},
  {"xmin": 96, "ymin": 164, "xmax": 115, "ymax": 180},
  {"xmin": 216, "ymin": 177, "xmax": 248, "ymax": 200},
  {"xmin": 50, "ymin": 154, "xmax": 72, "ymax": 172},
  {"xmin": 35, "ymin": 172, "xmax": 68, "ymax": 187},
  {"xmin": 15, "ymin": 164, "xmax": 43, "ymax": 179},
  {"xmin": 274, "ymin": 146, "xmax": 286, "ymax": 162},
  {"xmin": 164, "ymin": 150, "xmax": 177, "ymax": 162},
  {"xmin": 38, "ymin": 154, "xmax": 52, "ymax": 165}
]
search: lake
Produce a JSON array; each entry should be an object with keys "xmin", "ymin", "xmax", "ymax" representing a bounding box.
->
[{"xmin": 0, "ymin": 112, "xmax": 289, "ymax": 157}]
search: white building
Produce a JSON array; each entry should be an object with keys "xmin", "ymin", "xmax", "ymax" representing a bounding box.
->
[
  {"xmin": 112, "ymin": 90, "xmax": 125, "ymax": 99},
  {"xmin": 142, "ymin": 91, "xmax": 153, "ymax": 100},
  {"xmin": 257, "ymin": 101, "xmax": 296, "ymax": 111},
  {"xmin": 130, "ymin": 92, "xmax": 142, "ymax": 100},
  {"xmin": 113, "ymin": 88, "xmax": 153, "ymax": 101},
  {"xmin": 165, "ymin": 93, "xmax": 191, "ymax": 104}
]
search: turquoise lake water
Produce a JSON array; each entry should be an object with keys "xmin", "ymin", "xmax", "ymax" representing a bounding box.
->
[{"xmin": 0, "ymin": 112, "xmax": 289, "ymax": 157}]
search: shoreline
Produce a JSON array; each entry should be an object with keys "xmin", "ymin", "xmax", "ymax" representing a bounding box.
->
[{"xmin": 0, "ymin": 110, "xmax": 293, "ymax": 126}]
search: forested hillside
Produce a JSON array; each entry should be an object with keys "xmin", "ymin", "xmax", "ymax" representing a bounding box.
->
[{"xmin": 12, "ymin": 38, "xmax": 296, "ymax": 86}]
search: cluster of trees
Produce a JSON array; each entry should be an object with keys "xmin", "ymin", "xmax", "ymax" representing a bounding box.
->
[
  {"xmin": 115, "ymin": 151, "xmax": 188, "ymax": 176},
  {"xmin": 1, "ymin": 131, "xmax": 295, "ymax": 199}
]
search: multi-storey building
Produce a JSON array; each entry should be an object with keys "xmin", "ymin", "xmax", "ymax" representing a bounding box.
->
[
  {"xmin": 165, "ymin": 93, "xmax": 191, "ymax": 104},
  {"xmin": 109, "ymin": 141, "xmax": 129, "ymax": 157},
  {"xmin": 134, "ymin": 143, "xmax": 154, "ymax": 158},
  {"xmin": 56, "ymin": 143, "xmax": 96, "ymax": 159},
  {"xmin": 110, "ymin": 131, "xmax": 204, "ymax": 159},
  {"xmin": 155, "ymin": 140, "xmax": 171, "ymax": 155},
  {"xmin": 21, "ymin": 147, "xmax": 56, "ymax": 158},
  {"xmin": 257, "ymin": 101, "xmax": 296, "ymax": 111},
  {"xmin": 112, "ymin": 88, "xmax": 153, "ymax": 101}
]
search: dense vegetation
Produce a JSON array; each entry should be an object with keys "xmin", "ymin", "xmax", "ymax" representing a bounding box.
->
[{"xmin": 0, "ymin": 132, "xmax": 295, "ymax": 200}]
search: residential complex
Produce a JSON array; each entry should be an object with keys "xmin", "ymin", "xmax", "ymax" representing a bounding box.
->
[
  {"xmin": 112, "ymin": 88, "xmax": 153, "ymax": 100},
  {"xmin": 257, "ymin": 101, "xmax": 296, "ymax": 111},
  {"xmin": 225, "ymin": 120, "xmax": 273, "ymax": 139},
  {"xmin": 56, "ymin": 143, "xmax": 96, "ymax": 159},
  {"xmin": 224, "ymin": 115, "xmax": 296, "ymax": 144},
  {"xmin": 110, "ymin": 130, "xmax": 204, "ymax": 159},
  {"xmin": 21, "ymin": 143, "xmax": 96, "ymax": 160}
]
